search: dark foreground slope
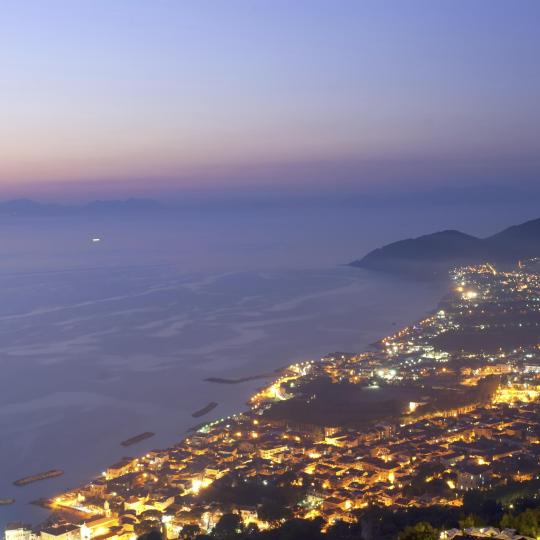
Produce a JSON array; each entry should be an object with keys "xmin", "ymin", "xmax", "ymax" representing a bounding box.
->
[{"xmin": 351, "ymin": 217, "xmax": 540, "ymax": 277}]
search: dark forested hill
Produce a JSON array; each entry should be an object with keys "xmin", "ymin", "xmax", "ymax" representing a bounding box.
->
[{"xmin": 350, "ymin": 217, "xmax": 540, "ymax": 277}]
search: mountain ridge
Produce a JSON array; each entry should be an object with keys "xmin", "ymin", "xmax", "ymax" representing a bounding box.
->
[
  {"xmin": 0, "ymin": 198, "xmax": 167, "ymax": 216},
  {"xmin": 351, "ymin": 216, "xmax": 540, "ymax": 277}
]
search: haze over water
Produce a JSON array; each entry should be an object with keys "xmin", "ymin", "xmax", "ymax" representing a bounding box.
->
[
  {"xmin": 0, "ymin": 200, "xmax": 537, "ymax": 527},
  {"xmin": 1, "ymin": 0, "xmax": 540, "ymax": 534}
]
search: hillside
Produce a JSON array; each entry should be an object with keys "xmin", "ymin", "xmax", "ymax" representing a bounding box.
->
[{"xmin": 351, "ymin": 217, "xmax": 540, "ymax": 277}]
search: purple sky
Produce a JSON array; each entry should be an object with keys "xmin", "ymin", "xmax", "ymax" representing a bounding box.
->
[{"xmin": 1, "ymin": 0, "xmax": 539, "ymax": 201}]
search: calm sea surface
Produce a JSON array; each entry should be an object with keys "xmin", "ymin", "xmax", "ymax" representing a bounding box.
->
[{"xmin": 4, "ymin": 201, "xmax": 525, "ymax": 527}]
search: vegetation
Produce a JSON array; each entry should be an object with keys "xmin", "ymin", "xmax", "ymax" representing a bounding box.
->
[
  {"xmin": 397, "ymin": 522, "xmax": 439, "ymax": 540},
  {"xmin": 138, "ymin": 480, "xmax": 540, "ymax": 540},
  {"xmin": 197, "ymin": 474, "xmax": 305, "ymax": 515}
]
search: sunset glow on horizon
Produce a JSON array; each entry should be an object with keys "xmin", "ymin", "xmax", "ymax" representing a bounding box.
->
[{"xmin": 1, "ymin": 0, "xmax": 540, "ymax": 200}]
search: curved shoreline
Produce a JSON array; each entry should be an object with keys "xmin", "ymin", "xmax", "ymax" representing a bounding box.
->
[{"xmin": 4, "ymin": 269, "xmax": 445, "ymax": 526}]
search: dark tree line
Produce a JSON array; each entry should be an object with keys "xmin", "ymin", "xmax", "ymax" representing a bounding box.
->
[{"xmin": 138, "ymin": 478, "xmax": 540, "ymax": 540}]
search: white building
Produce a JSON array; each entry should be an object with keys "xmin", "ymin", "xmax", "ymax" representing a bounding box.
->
[{"xmin": 4, "ymin": 524, "xmax": 36, "ymax": 540}]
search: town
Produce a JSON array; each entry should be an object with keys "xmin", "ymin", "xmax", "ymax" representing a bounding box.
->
[{"xmin": 6, "ymin": 261, "xmax": 540, "ymax": 540}]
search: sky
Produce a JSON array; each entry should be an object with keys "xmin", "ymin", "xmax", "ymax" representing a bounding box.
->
[{"xmin": 1, "ymin": 0, "xmax": 540, "ymax": 202}]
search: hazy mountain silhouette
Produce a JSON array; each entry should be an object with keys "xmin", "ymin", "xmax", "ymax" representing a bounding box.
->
[
  {"xmin": 351, "ymin": 217, "xmax": 540, "ymax": 277},
  {"xmin": 0, "ymin": 198, "xmax": 166, "ymax": 216}
]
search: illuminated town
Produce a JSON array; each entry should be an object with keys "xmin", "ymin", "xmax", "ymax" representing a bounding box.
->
[{"xmin": 7, "ymin": 260, "xmax": 540, "ymax": 540}]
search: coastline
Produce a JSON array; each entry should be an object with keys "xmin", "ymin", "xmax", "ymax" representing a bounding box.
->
[
  {"xmin": 42, "ymin": 276, "xmax": 448, "ymax": 506},
  {"xmin": 0, "ymin": 267, "xmax": 445, "ymax": 528}
]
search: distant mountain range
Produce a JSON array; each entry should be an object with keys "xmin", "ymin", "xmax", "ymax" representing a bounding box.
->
[
  {"xmin": 0, "ymin": 198, "xmax": 166, "ymax": 216},
  {"xmin": 350, "ymin": 217, "xmax": 540, "ymax": 278}
]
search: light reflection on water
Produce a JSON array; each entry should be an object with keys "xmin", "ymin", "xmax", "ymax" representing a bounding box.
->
[{"xmin": 0, "ymin": 210, "xmax": 451, "ymax": 526}]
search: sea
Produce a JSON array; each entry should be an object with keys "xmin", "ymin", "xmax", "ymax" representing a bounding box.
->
[{"xmin": 0, "ymin": 201, "xmax": 535, "ymax": 529}]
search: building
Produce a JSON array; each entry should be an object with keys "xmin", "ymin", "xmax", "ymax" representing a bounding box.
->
[
  {"xmin": 40, "ymin": 524, "xmax": 81, "ymax": 540},
  {"xmin": 4, "ymin": 524, "xmax": 35, "ymax": 540}
]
